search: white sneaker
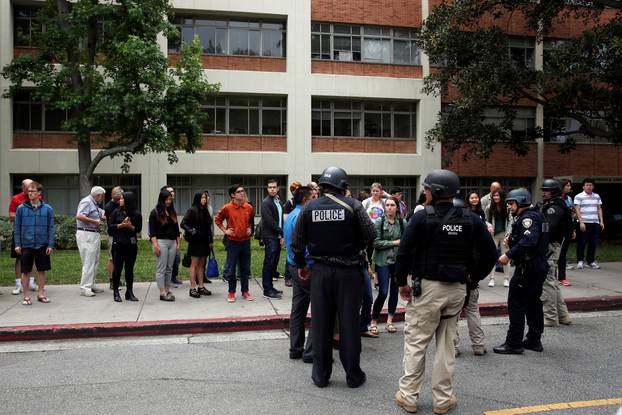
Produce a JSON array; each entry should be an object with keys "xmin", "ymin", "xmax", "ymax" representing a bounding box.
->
[
  {"xmin": 577, "ymin": 261, "xmax": 584, "ymax": 269},
  {"xmin": 588, "ymin": 262, "xmax": 600, "ymax": 269},
  {"xmin": 503, "ymin": 278, "xmax": 510, "ymax": 287},
  {"xmin": 30, "ymin": 283, "xmax": 38, "ymax": 292},
  {"xmin": 80, "ymin": 289, "xmax": 95, "ymax": 297},
  {"xmin": 566, "ymin": 264, "xmax": 574, "ymax": 270},
  {"xmin": 488, "ymin": 278, "xmax": 495, "ymax": 287},
  {"xmin": 12, "ymin": 285, "xmax": 22, "ymax": 295}
]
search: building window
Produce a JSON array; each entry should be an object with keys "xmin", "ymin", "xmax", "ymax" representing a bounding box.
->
[
  {"xmin": 203, "ymin": 96, "xmax": 287, "ymax": 136},
  {"xmin": 509, "ymin": 37, "xmax": 535, "ymax": 68},
  {"xmin": 484, "ymin": 107, "xmax": 536, "ymax": 139},
  {"xmin": 12, "ymin": 90, "xmax": 70, "ymax": 132},
  {"xmin": 311, "ymin": 23, "xmax": 420, "ymax": 65},
  {"xmin": 14, "ymin": 6, "xmax": 42, "ymax": 47},
  {"xmin": 169, "ymin": 16, "xmax": 285, "ymax": 58},
  {"xmin": 312, "ymin": 99, "xmax": 416, "ymax": 139}
]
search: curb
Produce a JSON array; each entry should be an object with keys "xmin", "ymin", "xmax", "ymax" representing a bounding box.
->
[{"xmin": 1, "ymin": 295, "xmax": 621, "ymax": 343}]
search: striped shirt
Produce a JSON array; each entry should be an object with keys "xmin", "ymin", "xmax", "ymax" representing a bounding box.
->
[{"xmin": 574, "ymin": 191, "xmax": 602, "ymax": 224}]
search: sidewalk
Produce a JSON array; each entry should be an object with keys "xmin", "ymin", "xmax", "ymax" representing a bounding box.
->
[{"xmin": 0, "ymin": 263, "xmax": 620, "ymax": 342}]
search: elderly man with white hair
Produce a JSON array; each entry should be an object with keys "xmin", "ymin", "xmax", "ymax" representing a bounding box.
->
[{"xmin": 76, "ymin": 186, "xmax": 106, "ymax": 297}]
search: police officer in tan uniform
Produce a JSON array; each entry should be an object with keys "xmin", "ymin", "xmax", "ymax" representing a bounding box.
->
[{"xmin": 393, "ymin": 170, "xmax": 497, "ymax": 414}]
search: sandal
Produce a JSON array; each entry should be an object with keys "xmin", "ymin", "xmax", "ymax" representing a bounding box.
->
[
  {"xmin": 361, "ymin": 330, "xmax": 379, "ymax": 338},
  {"xmin": 22, "ymin": 297, "xmax": 32, "ymax": 306},
  {"xmin": 369, "ymin": 324, "xmax": 379, "ymax": 335},
  {"xmin": 386, "ymin": 323, "xmax": 397, "ymax": 333},
  {"xmin": 37, "ymin": 296, "xmax": 51, "ymax": 303}
]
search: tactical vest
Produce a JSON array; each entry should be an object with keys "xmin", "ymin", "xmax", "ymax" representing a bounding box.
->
[
  {"xmin": 304, "ymin": 195, "xmax": 359, "ymax": 258},
  {"xmin": 542, "ymin": 198, "xmax": 571, "ymax": 243},
  {"xmin": 413, "ymin": 206, "xmax": 474, "ymax": 284}
]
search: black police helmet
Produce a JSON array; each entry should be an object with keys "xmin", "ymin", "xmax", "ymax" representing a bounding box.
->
[
  {"xmin": 506, "ymin": 188, "xmax": 532, "ymax": 207},
  {"xmin": 541, "ymin": 178, "xmax": 562, "ymax": 196},
  {"xmin": 318, "ymin": 166, "xmax": 348, "ymax": 191},
  {"xmin": 422, "ymin": 169, "xmax": 460, "ymax": 198}
]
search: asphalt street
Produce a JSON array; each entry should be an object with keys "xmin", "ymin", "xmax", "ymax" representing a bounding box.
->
[{"xmin": 0, "ymin": 311, "xmax": 620, "ymax": 415}]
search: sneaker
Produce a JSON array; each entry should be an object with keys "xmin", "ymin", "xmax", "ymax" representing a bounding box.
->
[
  {"xmin": 472, "ymin": 347, "xmax": 487, "ymax": 356},
  {"xmin": 189, "ymin": 288, "xmax": 201, "ymax": 298},
  {"xmin": 197, "ymin": 287, "xmax": 212, "ymax": 296},
  {"xmin": 227, "ymin": 292, "xmax": 236, "ymax": 303},
  {"xmin": 488, "ymin": 278, "xmax": 495, "ymax": 287},
  {"xmin": 242, "ymin": 291, "xmax": 254, "ymax": 301},
  {"xmin": 576, "ymin": 261, "xmax": 584, "ymax": 269},
  {"xmin": 30, "ymin": 282, "xmax": 38, "ymax": 292},
  {"xmin": 433, "ymin": 394, "xmax": 457, "ymax": 414},
  {"xmin": 80, "ymin": 289, "xmax": 95, "ymax": 297},
  {"xmin": 544, "ymin": 319, "xmax": 559, "ymax": 327},
  {"xmin": 588, "ymin": 262, "xmax": 600, "ymax": 269},
  {"xmin": 285, "ymin": 279, "xmax": 293, "ymax": 287},
  {"xmin": 91, "ymin": 286, "xmax": 104, "ymax": 293},
  {"xmin": 559, "ymin": 279, "xmax": 572, "ymax": 286},
  {"xmin": 503, "ymin": 278, "xmax": 509, "ymax": 287},
  {"xmin": 566, "ymin": 264, "xmax": 574, "ymax": 270},
  {"xmin": 12, "ymin": 285, "xmax": 22, "ymax": 295},
  {"xmin": 394, "ymin": 391, "xmax": 417, "ymax": 413}
]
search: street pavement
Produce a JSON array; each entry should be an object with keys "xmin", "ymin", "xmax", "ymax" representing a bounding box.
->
[
  {"xmin": 0, "ymin": 262, "xmax": 620, "ymax": 340},
  {"xmin": 0, "ymin": 310, "xmax": 619, "ymax": 415}
]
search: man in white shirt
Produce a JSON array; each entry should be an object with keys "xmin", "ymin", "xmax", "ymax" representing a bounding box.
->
[{"xmin": 574, "ymin": 178, "xmax": 604, "ymax": 269}]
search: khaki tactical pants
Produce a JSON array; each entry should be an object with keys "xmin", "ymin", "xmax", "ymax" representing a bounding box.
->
[
  {"xmin": 454, "ymin": 287, "xmax": 485, "ymax": 351},
  {"xmin": 541, "ymin": 242, "xmax": 570, "ymax": 324},
  {"xmin": 399, "ymin": 279, "xmax": 466, "ymax": 408}
]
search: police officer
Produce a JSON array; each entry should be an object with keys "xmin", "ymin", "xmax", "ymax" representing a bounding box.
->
[
  {"xmin": 540, "ymin": 179, "xmax": 572, "ymax": 327},
  {"xmin": 291, "ymin": 166, "xmax": 376, "ymax": 388},
  {"xmin": 394, "ymin": 169, "xmax": 497, "ymax": 415},
  {"xmin": 493, "ymin": 189, "xmax": 549, "ymax": 355}
]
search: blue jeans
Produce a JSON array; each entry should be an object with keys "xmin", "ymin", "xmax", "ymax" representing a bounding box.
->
[
  {"xmin": 225, "ymin": 239, "xmax": 251, "ymax": 293},
  {"xmin": 372, "ymin": 264, "xmax": 399, "ymax": 320},
  {"xmin": 576, "ymin": 222, "xmax": 600, "ymax": 264},
  {"xmin": 261, "ymin": 238, "xmax": 281, "ymax": 294},
  {"xmin": 360, "ymin": 267, "xmax": 373, "ymax": 332}
]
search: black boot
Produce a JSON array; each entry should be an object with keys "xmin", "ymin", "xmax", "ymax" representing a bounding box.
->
[
  {"xmin": 125, "ymin": 288, "xmax": 138, "ymax": 302},
  {"xmin": 113, "ymin": 289, "xmax": 122, "ymax": 302},
  {"xmin": 522, "ymin": 339, "xmax": 543, "ymax": 352},
  {"xmin": 493, "ymin": 342, "xmax": 524, "ymax": 355}
]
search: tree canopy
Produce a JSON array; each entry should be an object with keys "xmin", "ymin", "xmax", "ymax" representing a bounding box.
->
[
  {"xmin": 2, "ymin": 0, "xmax": 219, "ymax": 196},
  {"xmin": 417, "ymin": 0, "xmax": 622, "ymax": 160}
]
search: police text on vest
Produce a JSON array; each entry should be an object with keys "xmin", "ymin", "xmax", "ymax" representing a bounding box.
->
[
  {"xmin": 442, "ymin": 224, "xmax": 462, "ymax": 235},
  {"xmin": 312, "ymin": 209, "xmax": 345, "ymax": 222}
]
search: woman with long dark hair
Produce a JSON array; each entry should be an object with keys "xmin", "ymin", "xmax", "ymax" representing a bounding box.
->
[
  {"xmin": 487, "ymin": 189, "xmax": 511, "ymax": 287},
  {"xmin": 148, "ymin": 189, "xmax": 180, "ymax": 301},
  {"xmin": 181, "ymin": 190, "xmax": 214, "ymax": 298},
  {"xmin": 467, "ymin": 192, "xmax": 487, "ymax": 222},
  {"xmin": 108, "ymin": 192, "xmax": 142, "ymax": 302},
  {"xmin": 558, "ymin": 179, "xmax": 575, "ymax": 285}
]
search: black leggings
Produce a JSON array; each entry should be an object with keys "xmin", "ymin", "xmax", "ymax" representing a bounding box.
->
[{"xmin": 112, "ymin": 242, "xmax": 137, "ymax": 290}]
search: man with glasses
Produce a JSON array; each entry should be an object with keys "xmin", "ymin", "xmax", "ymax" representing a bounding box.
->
[
  {"xmin": 8, "ymin": 179, "xmax": 38, "ymax": 295},
  {"xmin": 76, "ymin": 186, "xmax": 106, "ymax": 297},
  {"xmin": 215, "ymin": 184, "xmax": 255, "ymax": 302},
  {"xmin": 13, "ymin": 181, "xmax": 54, "ymax": 305}
]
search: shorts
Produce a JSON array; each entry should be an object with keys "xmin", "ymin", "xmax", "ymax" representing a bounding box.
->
[
  {"xmin": 20, "ymin": 246, "xmax": 51, "ymax": 274},
  {"xmin": 10, "ymin": 236, "xmax": 20, "ymax": 259},
  {"xmin": 108, "ymin": 236, "xmax": 114, "ymax": 260}
]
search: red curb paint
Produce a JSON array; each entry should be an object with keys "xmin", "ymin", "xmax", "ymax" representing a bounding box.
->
[{"xmin": 1, "ymin": 296, "xmax": 620, "ymax": 343}]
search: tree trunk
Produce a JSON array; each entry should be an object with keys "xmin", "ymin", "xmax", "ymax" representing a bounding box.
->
[{"xmin": 78, "ymin": 137, "xmax": 93, "ymax": 197}]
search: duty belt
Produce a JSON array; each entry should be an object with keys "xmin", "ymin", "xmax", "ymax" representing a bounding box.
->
[{"xmin": 312, "ymin": 256, "xmax": 364, "ymax": 267}]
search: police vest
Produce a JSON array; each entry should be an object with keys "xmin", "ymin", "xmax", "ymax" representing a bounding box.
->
[
  {"xmin": 413, "ymin": 206, "xmax": 474, "ymax": 284},
  {"xmin": 542, "ymin": 198, "xmax": 572, "ymax": 243},
  {"xmin": 304, "ymin": 195, "xmax": 359, "ymax": 258}
]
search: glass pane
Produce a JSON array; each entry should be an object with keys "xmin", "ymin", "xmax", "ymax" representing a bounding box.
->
[
  {"xmin": 334, "ymin": 24, "xmax": 351, "ymax": 34},
  {"xmin": 202, "ymin": 108, "xmax": 215, "ymax": 133},
  {"xmin": 311, "ymin": 34, "xmax": 321, "ymax": 53},
  {"xmin": 197, "ymin": 26, "xmax": 215, "ymax": 54},
  {"xmin": 510, "ymin": 48, "xmax": 526, "ymax": 66},
  {"xmin": 322, "ymin": 116, "xmax": 331, "ymax": 136},
  {"xmin": 352, "ymin": 111, "xmax": 361, "ymax": 136},
  {"xmin": 363, "ymin": 38, "xmax": 382, "ymax": 61},
  {"xmin": 262, "ymin": 97, "xmax": 282, "ymax": 108},
  {"xmin": 525, "ymin": 49, "xmax": 534, "ymax": 67},
  {"xmin": 215, "ymin": 96, "xmax": 226, "ymax": 106},
  {"xmin": 249, "ymin": 22, "xmax": 260, "ymax": 29},
  {"xmin": 394, "ymin": 113, "xmax": 411, "ymax": 137},
  {"xmin": 393, "ymin": 102, "xmax": 411, "ymax": 112},
  {"xmin": 262, "ymin": 30, "xmax": 283, "ymax": 57},
  {"xmin": 321, "ymin": 34, "xmax": 330, "ymax": 54},
  {"xmin": 14, "ymin": 20, "xmax": 32, "ymax": 46},
  {"xmin": 320, "ymin": 24, "xmax": 331, "ymax": 33},
  {"xmin": 411, "ymin": 41, "xmax": 421, "ymax": 65},
  {"xmin": 13, "ymin": 103, "xmax": 30, "ymax": 130},
  {"xmin": 333, "ymin": 101, "xmax": 351, "ymax": 110},
  {"xmin": 229, "ymin": 97, "xmax": 249, "ymax": 107},
  {"xmin": 262, "ymin": 109, "xmax": 281, "ymax": 135},
  {"xmin": 168, "ymin": 27, "xmax": 181, "ymax": 51},
  {"xmin": 282, "ymin": 109, "xmax": 287, "ymax": 135},
  {"xmin": 229, "ymin": 108, "xmax": 248, "ymax": 134},
  {"xmin": 215, "ymin": 108, "xmax": 226, "ymax": 134},
  {"xmin": 230, "ymin": 28, "xmax": 249, "ymax": 55},
  {"xmin": 312, "ymin": 111, "xmax": 321, "ymax": 136},
  {"xmin": 352, "ymin": 37, "xmax": 361, "ymax": 52},
  {"xmin": 364, "ymin": 112, "xmax": 381, "ymax": 137},
  {"xmin": 364, "ymin": 102, "xmax": 381, "ymax": 111},
  {"xmin": 382, "ymin": 113, "xmax": 391, "ymax": 137},
  {"xmin": 45, "ymin": 108, "xmax": 66, "ymax": 131},
  {"xmin": 249, "ymin": 109, "xmax": 259, "ymax": 134},
  {"xmin": 334, "ymin": 118, "xmax": 352, "ymax": 136},
  {"xmin": 334, "ymin": 36, "xmax": 351, "ymax": 51},
  {"xmin": 394, "ymin": 29, "xmax": 411, "ymax": 38},
  {"xmin": 30, "ymin": 103, "xmax": 42, "ymax": 130},
  {"xmin": 249, "ymin": 30, "xmax": 260, "ymax": 56},
  {"xmin": 195, "ymin": 18, "xmax": 216, "ymax": 26},
  {"xmin": 230, "ymin": 21, "xmax": 249, "ymax": 28},
  {"xmin": 215, "ymin": 28, "xmax": 227, "ymax": 54},
  {"xmin": 262, "ymin": 22, "xmax": 284, "ymax": 30},
  {"xmin": 248, "ymin": 97, "xmax": 260, "ymax": 107},
  {"xmin": 393, "ymin": 39, "xmax": 410, "ymax": 64},
  {"xmin": 181, "ymin": 26, "xmax": 194, "ymax": 45},
  {"xmin": 364, "ymin": 27, "xmax": 381, "ymax": 36},
  {"xmin": 311, "ymin": 23, "xmax": 321, "ymax": 33},
  {"xmin": 311, "ymin": 99, "xmax": 321, "ymax": 109}
]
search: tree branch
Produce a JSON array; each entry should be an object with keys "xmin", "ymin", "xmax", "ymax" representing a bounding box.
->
[{"xmin": 86, "ymin": 129, "xmax": 146, "ymax": 177}]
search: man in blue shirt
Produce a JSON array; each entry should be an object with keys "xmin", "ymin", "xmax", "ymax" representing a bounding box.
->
[{"xmin": 285, "ymin": 186, "xmax": 313, "ymax": 362}]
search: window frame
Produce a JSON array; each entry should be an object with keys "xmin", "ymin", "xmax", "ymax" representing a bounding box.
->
[
  {"xmin": 12, "ymin": 90, "xmax": 70, "ymax": 132},
  {"xmin": 202, "ymin": 96, "xmax": 287, "ymax": 136}
]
